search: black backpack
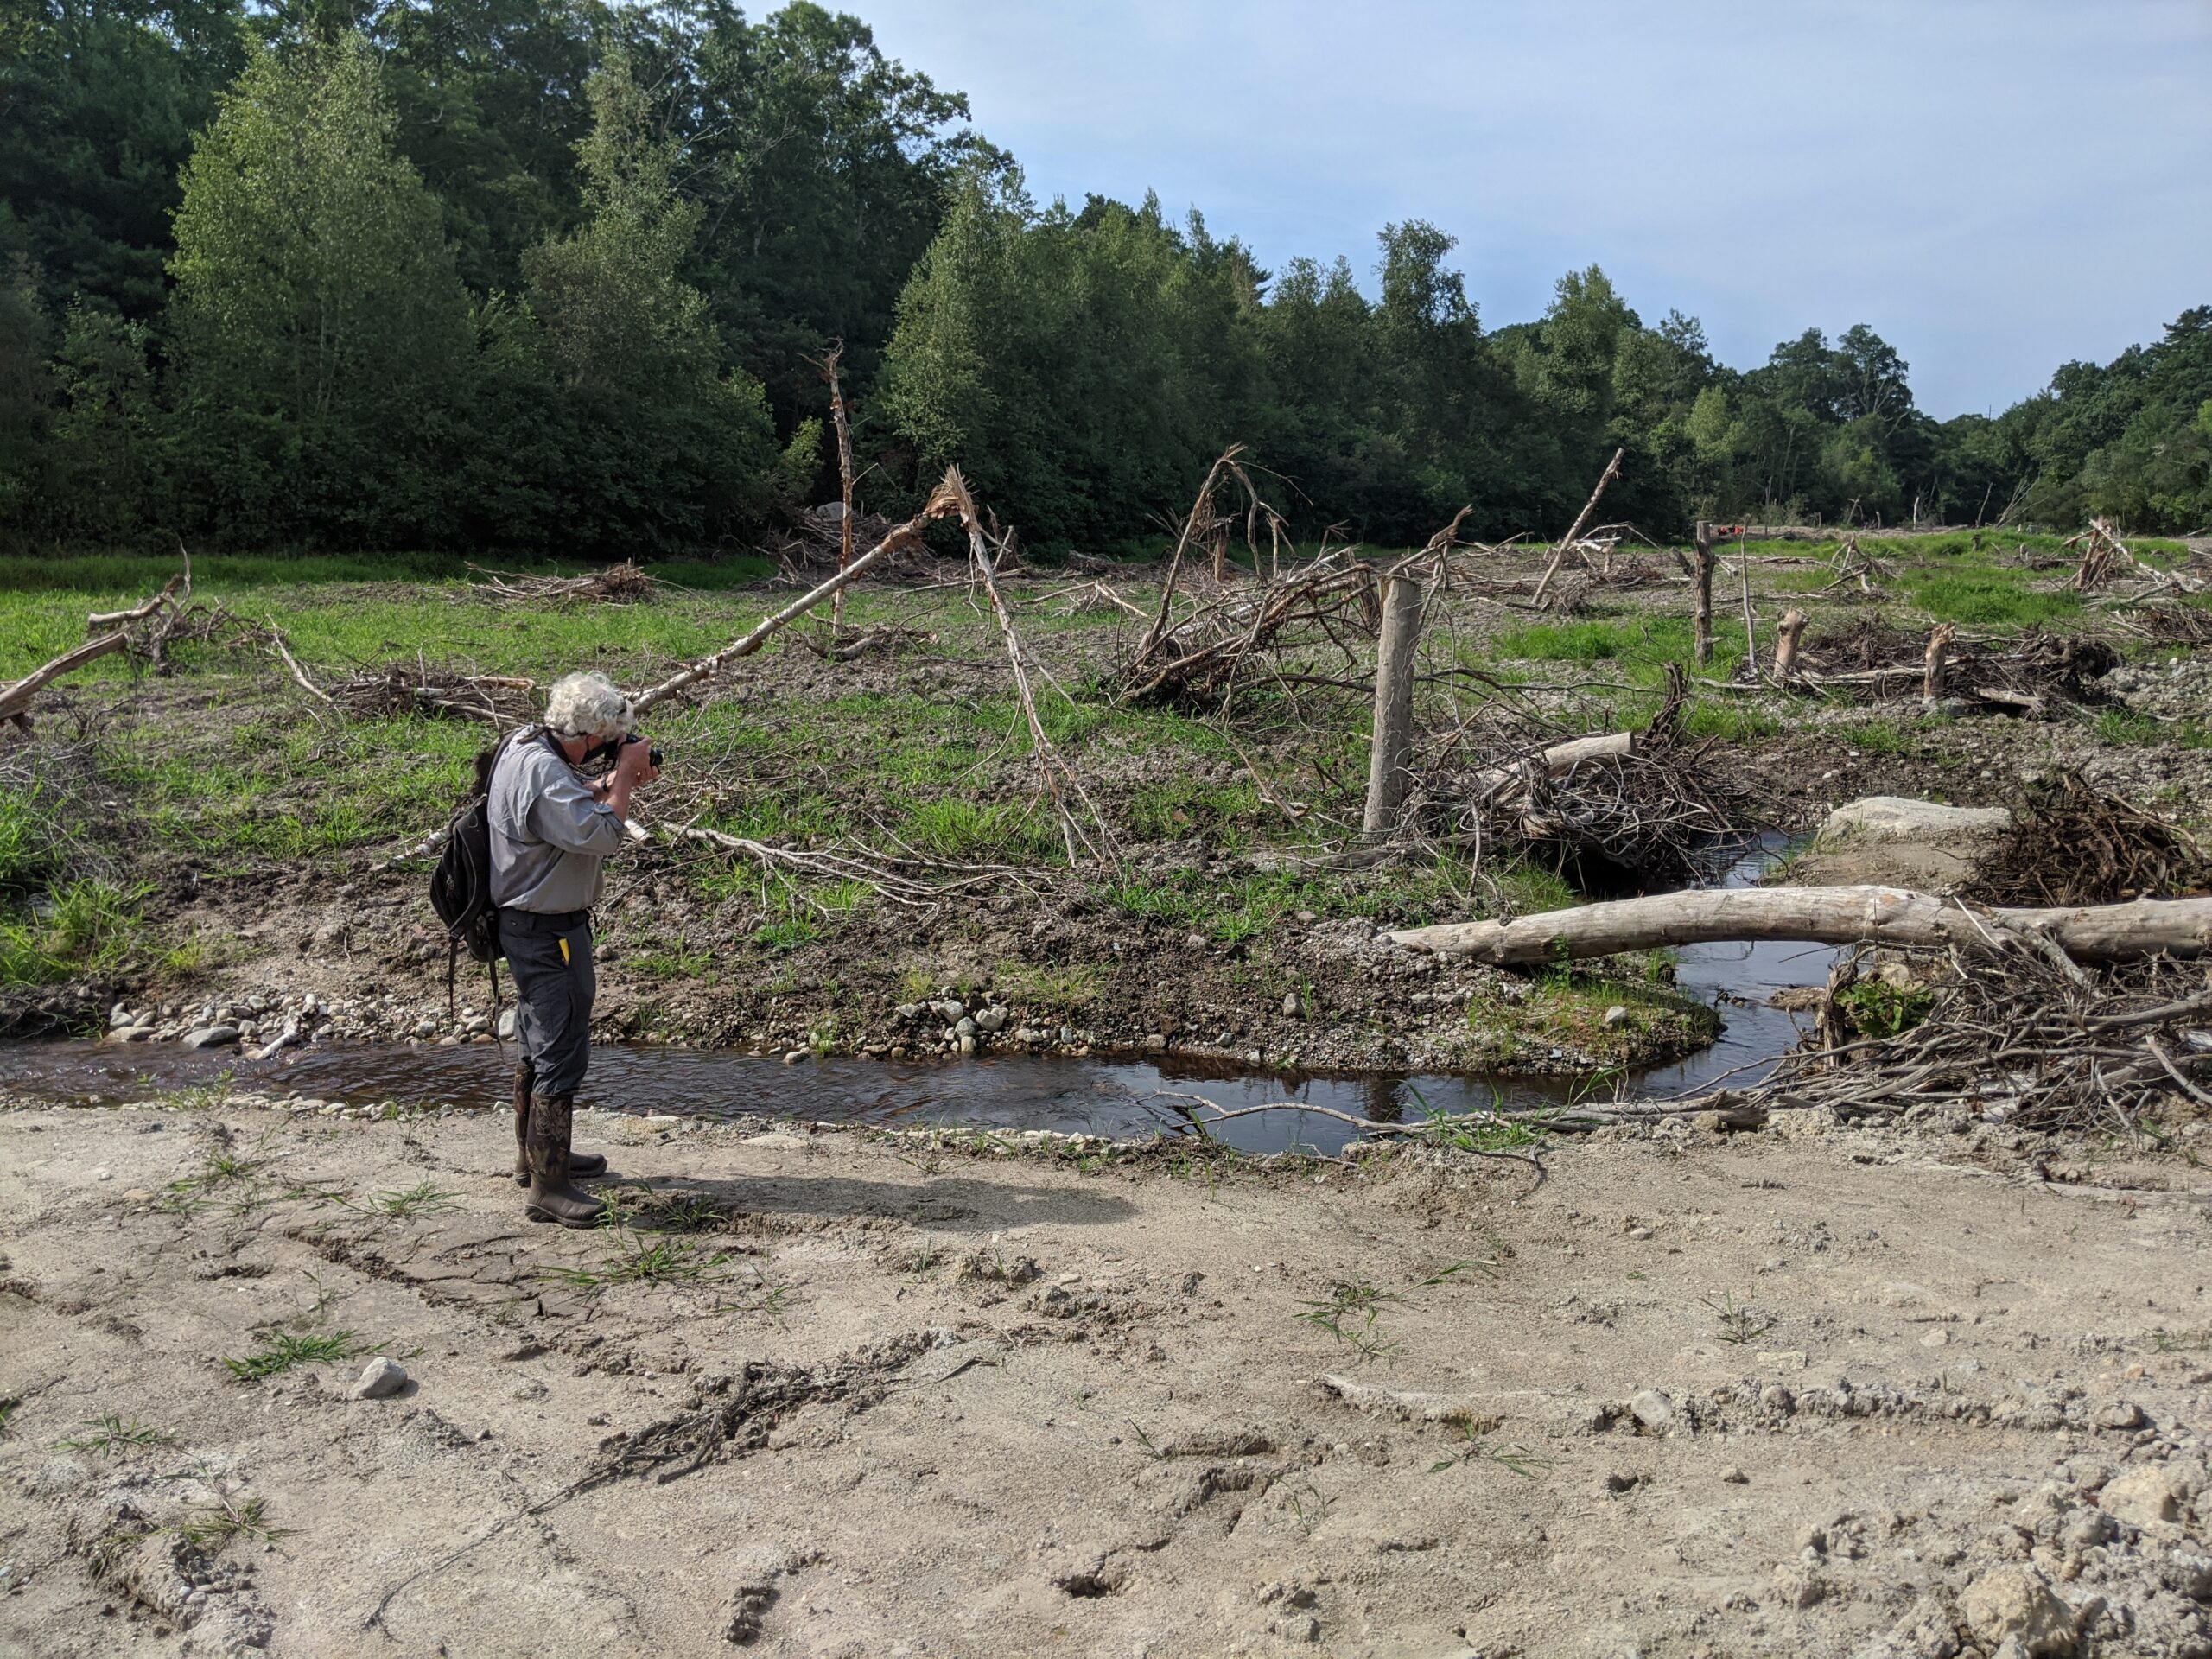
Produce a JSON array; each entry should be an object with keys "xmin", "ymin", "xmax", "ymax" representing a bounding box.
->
[{"xmin": 428, "ymin": 728, "xmax": 532, "ymax": 1019}]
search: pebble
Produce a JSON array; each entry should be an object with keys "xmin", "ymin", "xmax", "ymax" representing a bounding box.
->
[
  {"xmin": 1602, "ymin": 1004, "xmax": 1629, "ymax": 1027},
  {"xmin": 1719, "ymin": 1465, "xmax": 1748, "ymax": 1484},
  {"xmin": 350, "ymin": 1357, "xmax": 409, "ymax": 1401},
  {"xmin": 1281, "ymin": 993, "xmax": 1304, "ymax": 1019},
  {"xmin": 1629, "ymin": 1389, "xmax": 1674, "ymax": 1430}
]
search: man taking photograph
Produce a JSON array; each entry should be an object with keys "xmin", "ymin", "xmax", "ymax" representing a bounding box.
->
[{"xmin": 488, "ymin": 670, "xmax": 658, "ymax": 1227}]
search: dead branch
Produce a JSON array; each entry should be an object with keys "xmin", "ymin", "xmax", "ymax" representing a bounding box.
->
[
  {"xmin": 936, "ymin": 469, "xmax": 1118, "ymax": 868},
  {"xmin": 631, "ymin": 478, "xmax": 973, "ymax": 718}
]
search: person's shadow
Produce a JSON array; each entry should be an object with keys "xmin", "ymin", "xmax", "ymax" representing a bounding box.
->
[{"xmin": 617, "ymin": 1170, "xmax": 1136, "ymax": 1233}]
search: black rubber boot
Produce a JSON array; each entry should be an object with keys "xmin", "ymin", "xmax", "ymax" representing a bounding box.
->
[
  {"xmin": 512, "ymin": 1059, "xmax": 604, "ymax": 1185},
  {"xmin": 524, "ymin": 1092, "xmax": 605, "ymax": 1229}
]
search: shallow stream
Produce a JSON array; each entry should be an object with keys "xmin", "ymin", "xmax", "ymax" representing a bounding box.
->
[{"xmin": 2, "ymin": 849, "xmax": 1838, "ymax": 1154}]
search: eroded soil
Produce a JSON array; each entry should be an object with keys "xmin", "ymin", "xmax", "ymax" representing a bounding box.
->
[{"xmin": 3, "ymin": 1097, "xmax": 2209, "ymax": 1657}]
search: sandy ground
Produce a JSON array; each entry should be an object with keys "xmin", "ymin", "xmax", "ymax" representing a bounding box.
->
[{"xmin": 3, "ymin": 1098, "xmax": 2211, "ymax": 1657}]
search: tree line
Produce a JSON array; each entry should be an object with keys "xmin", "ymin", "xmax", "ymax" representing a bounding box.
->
[{"xmin": 3, "ymin": 0, "xmax": 2207, "ymax": 556}]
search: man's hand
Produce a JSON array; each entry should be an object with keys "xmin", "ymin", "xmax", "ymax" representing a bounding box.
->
[{"xmin": 613, "ymin": 738, "xmax": 659, "ymax": 788}]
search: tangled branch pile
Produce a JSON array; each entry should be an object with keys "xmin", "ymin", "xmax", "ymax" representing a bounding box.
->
[
  {"xmin": 1422, "ymin": 671, "xmax": 1761, "ymax": 893},
  {"xmin": 1782, "ymin": 616, "xmax": 2118, "ymax": 711},
  {"xmin": 1964, "ymin": 770, "xmax": 2208, "ymax": 908},
  {"xmin": 470, "ymin": 561, "xmax": 660, "ymax": 606},
  {"xmin": 333, "ymin": 664, "xmax": 537, "ymax": 726},
  {"xmin": 1740, "ymin": 952, "xmax": 2212, "ymax": 1136},
  {"xmin": 1119, "ymin": 551, "xmax": 1380, "ymax": 708}
]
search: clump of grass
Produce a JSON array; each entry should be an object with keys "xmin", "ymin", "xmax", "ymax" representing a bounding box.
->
[
  {"xmin": 0, "ymin": 878, "xmax": 147, "ymax": 988},
  {"xmin": 58, "ymin": 1413, "xmax": 181, "ymax": 1457},
  {"xmin": 1701, "ymin": 1289, "xmax": 1776, "ymax": 1346},
  {"xmin": 0, "ymin": 1396, "xmax": 19, "ymax": 1437},
  {"xmin": 223, "ymin": 1330, "xmax": 362, "ymax": 1380},
  {"xmin": 1295, "ymin": 1281, "xmax": 1402, "ymax": 1366},
  {"xmin": 542, "ymin": 1236, "xmax": 730, "ymax": 1295},
  {"xmin": 175, "ymin": 1491, "xmax": 290, "ymax": 1550},
  {"xmin": 369, "ymin": 1180, "xmax": 454, "ymax": 1219},
  {"xmin": 1427, "ymin": 1421, "xmax": 1548, "ymax": 1478}
]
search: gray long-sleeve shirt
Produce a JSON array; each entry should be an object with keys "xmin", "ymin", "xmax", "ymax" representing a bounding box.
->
[{"xmin": 487, "ymin": 730, "xmax": 626, "ymax": 913}]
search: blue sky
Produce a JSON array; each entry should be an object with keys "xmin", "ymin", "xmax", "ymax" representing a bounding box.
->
[{"xmin": 854, "ymin": 0, "xmax": 2212, "ymax": 420}]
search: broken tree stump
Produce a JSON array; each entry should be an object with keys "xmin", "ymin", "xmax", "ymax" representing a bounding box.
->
[
  {"xmin": 1773, "ymin": 608, "xmax": 1808, "ymax": 679},
  {"xmin": 1923, "ymin": 623, "xmax": 1956, "ymax": 703}
]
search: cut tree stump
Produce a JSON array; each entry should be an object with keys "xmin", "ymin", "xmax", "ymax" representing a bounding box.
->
[{"xmin": 1390, "ymin": 887, "xmax": 2212, "ymax": 966}]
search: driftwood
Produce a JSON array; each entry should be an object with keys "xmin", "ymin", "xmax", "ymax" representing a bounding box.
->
[
  {"xmin": 1391, "ymin": 887, "xmax": 2212, "ymax": 966},
  {"xmin": 935, "ymin": 468, "xmax": 1117, "ymax": 868}
]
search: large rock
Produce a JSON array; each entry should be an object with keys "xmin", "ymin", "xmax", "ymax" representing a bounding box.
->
[
  {"xmin": 2101, "ymin": 1463, "xmax": 2181, "ymax": 1528},
  {"xmin": 180, "ymin": 1026, "xmax": 240, "ymax": 1050},
  {"xmin": 1813, "ymin": 796, "xmax": 2012, "ymax": 849},
  {"xmin": 1961, "ymin": 1566, "xmax": 2077, "ymax": 1656},
  {"xmin": 1796, "ymin": 796, "xmax": 2013, "ymax": 893}
]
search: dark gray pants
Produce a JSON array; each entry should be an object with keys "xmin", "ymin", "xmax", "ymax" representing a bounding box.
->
[{"xmin": 499, "ymin": 908, "xmax": 595, "ymax": 1097}]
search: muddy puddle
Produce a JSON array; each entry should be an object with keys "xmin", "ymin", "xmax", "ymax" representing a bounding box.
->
[{"xmin": 2, "ymin": 848, "xmax": 1834, "ymax": 1154}]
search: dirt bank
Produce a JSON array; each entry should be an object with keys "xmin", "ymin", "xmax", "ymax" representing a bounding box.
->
[{"xmin": 3, "ymin": 1096, "xmax": 2209, "ymax": 1656}]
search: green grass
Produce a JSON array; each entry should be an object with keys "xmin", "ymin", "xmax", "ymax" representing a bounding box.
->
[
  {"xmin": 0, "ymin": 879, "xmax": 147, "ymax": 988},
  {"xmin": 1905, "ymin": 571, "xmax": 2082, "ymax": 627},
  {"xmin": 57, "ymin": 1413, "xmax": 181, "ymax": 1456},
  {"xmin": 223, "ymin": 1330, "xmax": 362, "ymax": 1380},
  {"xmin": 2094, "ymin": 708, "xmax": 2212, "ymax": 749}
]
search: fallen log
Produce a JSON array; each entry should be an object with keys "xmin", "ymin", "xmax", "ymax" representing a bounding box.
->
[{"xmin": 1390, "ymin": 887, "xmax": 2212, "ymax": 966}]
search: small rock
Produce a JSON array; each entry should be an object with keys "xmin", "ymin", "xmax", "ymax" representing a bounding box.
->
[
  {"xmin": 893, "ymin": 1002, "xmax": 924, "ymax": 1023},
  {"xmin": 1719, "ymin": 1465, "xmax": 1748, "ymax": 1484},
  {"xmin": 108, "ymin": 1004, "xmax": 137, "ymax": 1029},
  {"xmin": 1629, "ymin": 1389, "xmax": 1674, "ymax": 1430},
  {"xmin": 975, "ymin": 1007, "xmax": 1008, "ymax": 1034},
  {"xmin": 954, "ymin": 1016, "xmax": 977, "ymax": 1039},
  {"xmin": 1961, "ymin": 1566, "xmax": 2076, "ymax": 1656},
  {"xmin": 90, "ymin": 1166, "xmax": 111, "ymax": 1181},
  {"xmin": 2093, "ymin": 1399, "xmax": 2145, "ymax": 1432},
  {"xmin": 510, "ymin": 1378, "xmax": 550, "ymax": 1402},
  {"xmin": 1625, "ymin": 1225, "xmax": 1653, "ymax": 1241},
  {"xmin": 351, "ymin": 1357, "xmax": 409, "ymax": 1401},
  {"xmin": 2163, "ymin": 1550, "xmax": 2212, "ymax": 1601},
  {"xmin": 121, "ymin": 1188, "xmax": 153, "ymax": 1202},
  {"xmin": 2101, "ymin": 1463, "xmax": 2179, "ymax": 1527},
  {"xmin": 1602, "ymin": 1004, "xmax": 1629, "ymax": 1028},
  {"xmin": 782, "ymin": 1049, "xmax": 808, "ymax": 1065},
  {"xmin": 181, "ymin": 1026, "xmax": 241, "ymax": 1050},
  {"xmin": 496, "ymin": 1009, "xmax": 518, "ymax": 1040},
  {"xmin": 1281, "ymin": 992, "xmax": 1304, "ymax": 1019}
]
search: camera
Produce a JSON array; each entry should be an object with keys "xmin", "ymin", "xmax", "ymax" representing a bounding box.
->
[{"xmin": 588, "ymin": 731, "xmax": 664, "ymax": 771}]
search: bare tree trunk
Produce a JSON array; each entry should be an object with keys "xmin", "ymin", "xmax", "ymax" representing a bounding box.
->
[
  {"xmin": 0, "ymin": 632, "xmax": 130, "ymax": 728},
  {"xmin": 820, "ymin": 344, "xmax": 857, "ymax": 632},
  {"xmin": 1692, "ymin": 522, "xmax": 1715, "ymax": 664},
  {"xmin": 1773, "ymin": 608, "xmax": 1808, "ymax": 679},
  {"xmin": 1923, "ymin": 623, "xmax": 1956, "ymax": 702},
  {"xmin": 1531, "ymin": 447, "xmax": 1624, "ymax": 607},
  {"xmin": 1390, "ymin": 887, "xmax": 2212, "ymax": 966},
  {"xmin": 1362, "ymin": 572, "xmax": 1424, "ymax": 840}
]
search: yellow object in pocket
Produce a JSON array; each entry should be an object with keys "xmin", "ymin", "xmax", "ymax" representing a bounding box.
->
[{"xmin": 558, "ymin": 937, "xmax": 571, "ymax": 964}]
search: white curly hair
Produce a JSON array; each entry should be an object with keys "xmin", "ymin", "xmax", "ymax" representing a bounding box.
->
[{"xmin": 543, "ymin": 671, "xmax": 633, "ymax": 741}]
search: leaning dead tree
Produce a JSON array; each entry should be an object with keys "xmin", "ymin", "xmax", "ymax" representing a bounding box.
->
[
  {"xmin": 808, "ymin": 340, "xmax": 861, "ymax": 632},
  {"xmin": 1530, "ymin": 447, "xmax": 1624, "ymax": 607},
  {"xmin": 1389, "ymin": 887, "xmax": 2212, "ymax": 966},
  {"xmin": 631, "ymin": 473, "xmax": 979, "ymax": 718}
]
